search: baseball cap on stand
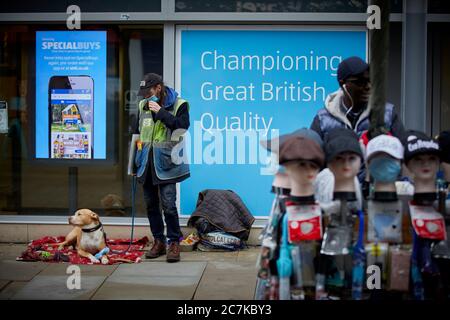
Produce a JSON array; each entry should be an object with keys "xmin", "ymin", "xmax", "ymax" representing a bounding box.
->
[
  {"xmin": 324, "ymin": 128, "xmax": 364, "ymax": 163},
  {"xmin": 403, "ymin": 130, "xmax": 441, "ymax": 164},
  {"xmin": 366, "ymin": 134, "xmax": 404, "ymax": 163},
  {"xmin": 337, "ymin": 56, "xmax": 369, "ymax": 83},
  {"xmin": 138, "ymin": 73, "xmax": 163, "ymax": 97}
]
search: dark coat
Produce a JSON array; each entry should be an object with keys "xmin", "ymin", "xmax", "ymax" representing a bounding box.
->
[{"xmin": 188, "ymin": 189, "xmax": 255, "ymax": 241}]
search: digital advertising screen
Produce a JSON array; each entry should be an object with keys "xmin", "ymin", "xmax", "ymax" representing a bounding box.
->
[{"xmin": 35, "ymin": 31, "xmax": 107, "ymax": 160}]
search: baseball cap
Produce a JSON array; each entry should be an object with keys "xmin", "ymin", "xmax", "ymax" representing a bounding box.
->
[
  {"xmin": 337, "ymin": 56, "xmax": 369, "ymax": 83},
  {"xmin": 324, "ymin": 128, "xmax": 363, "ymax": 163},
  {"xmin": 403, "ymin": 130, "xmax": 441, "ymax": 164},
  {"xmin": 261, "ymin": 128, "xmax": 323, "ymax": 153},
  {"xmin": 366, "ymin": 134, "xmax": 404, "ymax": 163},
  {"xmin": 138, "ymin": 73, "xmax": 163, "ymax": 97},
  {"xmin": 278, "ymin": 135, "xmax": 325, "ymax": 168},
  {"xmin": 437, "ymin": 131, "xmax": 450, "ymax": 164}
]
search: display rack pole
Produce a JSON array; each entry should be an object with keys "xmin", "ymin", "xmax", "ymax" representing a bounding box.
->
[{"xmin": 69, "ymin": 167, "xmax": 78, "ymax": 214}]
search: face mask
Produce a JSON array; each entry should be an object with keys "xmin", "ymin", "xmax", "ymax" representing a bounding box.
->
[
  {"xmin": 147, "ymin": 95, "xmax": 159, "ymax": 103},
  {"xmin": 369, "ymin": 157, "xmax": 401, "ymax": 182}
]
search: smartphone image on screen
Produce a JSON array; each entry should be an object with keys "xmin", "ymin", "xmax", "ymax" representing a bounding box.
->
[{"xmin": 48, "ymin": 76, "xmax": 94, "ymax": 159}]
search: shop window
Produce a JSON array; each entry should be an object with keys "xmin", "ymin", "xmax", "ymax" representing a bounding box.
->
[
  {"xmin": 428, "ymin": 0, "xmax": 450, "ymax": 14},
  {"xmin": 0, "ymin": 0, "xmax": 161, "ymax": 12},
  {"xmin": 175, "ymin": 0, "xmax": 402, "ymax": 13},
  {"xmin": 0, "ymin": 25, "xmax": 163, "ymax": 217},
  {"xmin": 433, "ymin": 24, "xmax": 450, "ymax": 132}
]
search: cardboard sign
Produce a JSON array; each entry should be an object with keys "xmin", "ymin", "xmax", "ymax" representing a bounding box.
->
[
  {"xmin": 409, "ymin": 203, "xmax": 447, "ymax": 240},
  {"xmin": 287, "ymin": 203, "xmax": 322, "ymax": 242}
]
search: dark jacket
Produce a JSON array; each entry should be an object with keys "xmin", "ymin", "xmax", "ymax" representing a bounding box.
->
[
  {"xmin": 188, "ymin": 189, "xmax": 255, "ymax": 241},
  {"xmin": 135, "ymin": 87, "xmax": 190, "ymax": 185},
  {"xmin": 310, "ymin": 88, "xmax": 405, "ymax": 141},
  {"xmin": 310, "ymin": 88, "xmax": 406, "ymax": 182}
]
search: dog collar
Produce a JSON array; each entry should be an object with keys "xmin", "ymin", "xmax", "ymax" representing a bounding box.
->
[{"xmin": 82, "ymin": 223, "xmax": 103, "ymax": 233}]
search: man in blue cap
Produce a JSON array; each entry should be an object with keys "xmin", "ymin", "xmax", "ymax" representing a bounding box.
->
[
  {"xmin": 309, "ymin": 56, "xmax": 406, "ymax": 182},
  {"xmin": 310, "ymin": 56, "xmax": 405, "ymax": 141}
]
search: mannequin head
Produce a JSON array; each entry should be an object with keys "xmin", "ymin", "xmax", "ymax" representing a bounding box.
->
[
  {"xmin": 369, "ymin": 155, "xmax": 401, "ymax": 192},
  {"xmin": 328, "ymin": 152, "xmax": 361, "ymax": 192},
  {"xmin": 403, "ymin": 130, "xmax": 441, "ymax": 194},
  {"xmin": 366, "ymin": 134, "xmax": 404, "ymax": 193},
  {"xmin": 324, "ymin": 129, "xmax": 363, "ymax": 193},
  {"xmin": 278, "ymin": 131, "xmax": 325, "ymax": 198},
  {"xmin": 284, "ymin": 160, "xmax": 320, "ymax": 197},
  {"xmin": 407, "ymin": 154, "xmax": 440, "ymax": 193}
]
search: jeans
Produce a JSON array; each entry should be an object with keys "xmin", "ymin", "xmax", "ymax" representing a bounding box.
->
[{"xmin": 142, "ymin": 181, "xmax": 182, "ymax": 243}]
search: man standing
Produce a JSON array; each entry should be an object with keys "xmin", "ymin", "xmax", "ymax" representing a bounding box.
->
[
  {"xmin": 310, "ymin": 56, "xmax": 406, "ymax": 182},
  {"xmin": 135, "ymin": 73, "xmax": 190, "ymax": 263}
]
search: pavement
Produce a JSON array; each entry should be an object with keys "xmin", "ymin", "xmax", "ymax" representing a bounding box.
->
[{"xmin": 0, "ymin": 243, "xmax": 260, "ymax": 300}]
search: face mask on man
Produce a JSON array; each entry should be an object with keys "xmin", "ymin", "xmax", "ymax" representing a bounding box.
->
[
  {"xmin": 369, "ymin": 156, "xmax": 401, "ymax": 182},
  {"xmin": 145, "ymin": 95, "xmax": 159, "ymax": 103},
  {"xmin": 143, "ymin": 95, "xmax": 160, "ymax": 111}
]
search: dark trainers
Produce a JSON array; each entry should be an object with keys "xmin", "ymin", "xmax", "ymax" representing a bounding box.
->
[
  {"xmin": 145, "ymin": 239, "xmax": 166, "ymax": 259},
  {"xmin": 166, "ymin": 242, "xmax": 180, "ymax": 263}
]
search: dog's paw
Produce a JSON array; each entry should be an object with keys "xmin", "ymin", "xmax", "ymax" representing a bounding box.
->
[{"xmin": 101, "ymin": 256, "xmax": 109, "ymax": 265}]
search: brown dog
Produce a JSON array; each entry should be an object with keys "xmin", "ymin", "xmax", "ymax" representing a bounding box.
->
[{"xmin": 54, "ymin": 209, "xmax": 109, "ymax": 264}]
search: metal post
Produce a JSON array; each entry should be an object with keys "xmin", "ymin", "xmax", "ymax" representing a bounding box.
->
[
  {"xmin": 68, "ymin": 167, "xmax": 78, "ymax": 214},
  {"xmin": 401, "ymin": 0, "xmax": 428, "ymax": 132},
  {"xmin": 368, "ymin": 0, "xmax": 390, "ymax": 139}
]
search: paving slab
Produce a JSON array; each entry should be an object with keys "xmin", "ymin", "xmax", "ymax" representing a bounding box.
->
[
  {"xmin": 194, "ymin": 261, "xmax": 258, "ymax": 300},
  {"xmin": 38, "ymin": 263, "xmax": 118, "ymax": 277},
  {"xmin": 92, "ymin": 261, "xmax": 207, "ymax": 300},
  {"xmin": 0, "ymin": 282, "xmax": 28, "ymax": 300},
  {"xmin": 0, "ymin": 260, "xmax": 49, "ymax": 281},
  {"xmin": 11, "ymin": 275, "xmax": 107, "ymax": 300},
  {"xmin": 0, "ymin": 244, "xmax": 27, "ymax": 260},
  {"xmin": 143, "ymin": 250, "xmax": 240, "ymax": 262},
  {"xmin": 237, "ymin": 247, "xmax": 260, "ymax": 263},
  {"xmin": 0, "ymin": 280, "xmax": 10, "ymax": 291}
]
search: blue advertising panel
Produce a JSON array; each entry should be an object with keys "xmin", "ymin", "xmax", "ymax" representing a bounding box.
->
[
  {"xmin": 179, "ymin": 27, "xmax": 367, "ymax": 217},
  {"xmin": 35, "ymin": 31, "xmax": 106, "ymax": 159}
]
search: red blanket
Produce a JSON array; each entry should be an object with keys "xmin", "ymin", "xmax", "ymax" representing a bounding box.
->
[{"xmin": 17, "ymin": 236, "xmax": 149, "ymax": 265}]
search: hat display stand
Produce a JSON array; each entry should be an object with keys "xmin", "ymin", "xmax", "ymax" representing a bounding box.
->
[
  {"xmin": 282, "ymin": 161, "xmax": 323, "ymax": 300},
  {"xmin": 407, "ymin": 154, "xmax": 446, "ymax": 300},
  {"xmin": 431, "ymin": 163, "xmax": 450, "ymax": 299},
  {"xmin": 366, "ymin": 154, "xmax": 408, "ymax": 293},
  {"xmin": 256, "ymin": 129, "xmax": 326, "ymax": 301},
  {"xmin": 255, "ymin": 171, "xmax": 290, "ymax": 300},
  {"xmin": 318, "ymin": 155, "xmax": 361, "ymax": 300}
]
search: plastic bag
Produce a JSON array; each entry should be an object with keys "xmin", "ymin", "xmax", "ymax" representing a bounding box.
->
[
  {"xmin": 287, "ymin": 203, "xmax": 322, "ymax": 242},
  {"xmin": 409, "ymin": 203, "xmax": 447, "ymax": 240},
  {"xmin": 368, "ymin": 200, "xmax": 403, "ymax": 243},
  {"xmin": 199, "ymin": 231, "xmax": 244, "ymax": 251},
  {"xmin": 320, "ymin": 225, "xmax": 352, "ymax": 256}
]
